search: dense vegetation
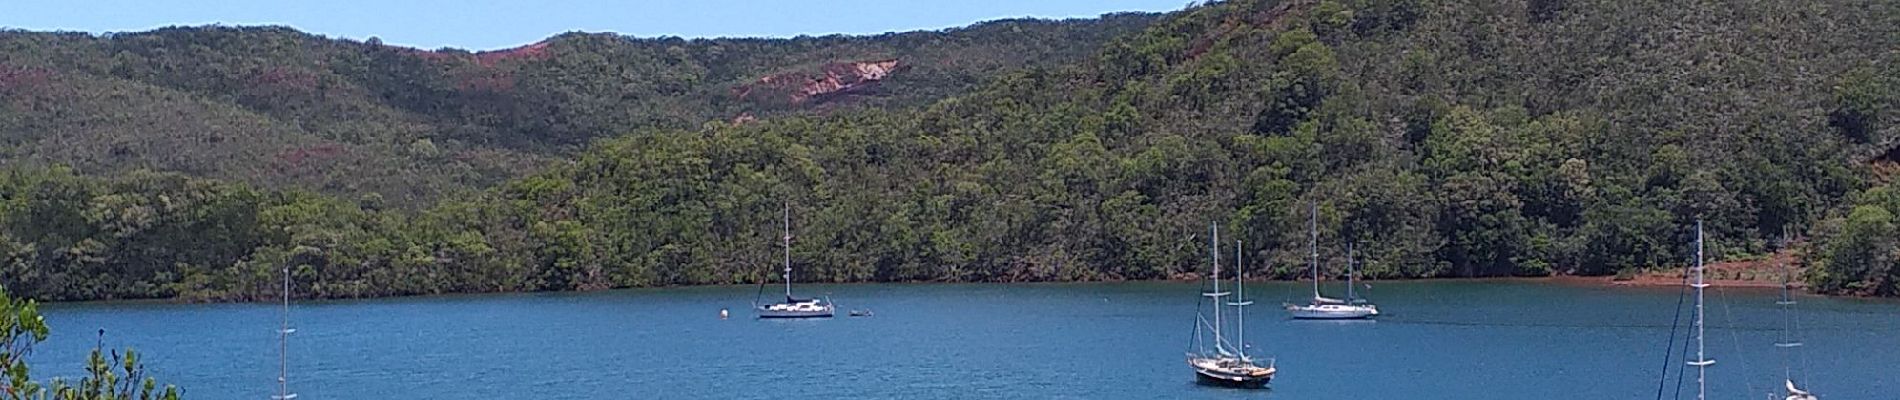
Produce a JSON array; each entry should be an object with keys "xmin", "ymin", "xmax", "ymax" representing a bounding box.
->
[
  {"xmin": 2, "ymin": 0, "xmax": 1897, "ymax": 301},
  {"xmin": 0, "ymin": 14, "xmax": 1157, "ymax": 206},
  {"xmin": 2, "ymin": 286, "xmax": 182, "ymax": 399}
]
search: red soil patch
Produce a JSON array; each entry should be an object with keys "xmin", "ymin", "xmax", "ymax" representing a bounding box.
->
[
  {"xmin": 385, "ymin": 42, "xmax": 552, "ymax": 93},
  {"xmin": 457, "ymin": 72, "xmax": 517, "ymax": 92},
  {"xmin": 1185, "ymin": 0, "xmax": 1310, "ymax": 60},
  {"xmin": 472, "ymin": 42, "xmax": 551, "ymax": 67},
  {"xmin": 1553, "ymin": 274, "xmax": 1787, "ymax": 289},
  {"xmin": 735, "ymin": 59, "xmax": 905, "ymax": 104},
  {"xmin": 394, "ymin": 41, "xmax": 551, "ymax": 67},
  {"xmin": 1604, "ymin": 249, "xmax": 1803, "ymax": 289},
  {"xmin": 0, "ymin": 64, "xmax": 55, "ymax": 91},
  {"xmin": 249, "ymin": 66, "xmax": 317, "ymax": 89},
  {"xmin": 1871, "ymin": 160, "xmax": 1900, "ymax": 183},
  {"xmin": 275, "ymin": 144, "xmax": 346, "ymax": 168}
]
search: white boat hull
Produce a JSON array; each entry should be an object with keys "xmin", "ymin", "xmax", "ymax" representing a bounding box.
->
[
  {"xmin": 756, "ymin": 301, "xmax": 834, "ymax": 319},
  {"xmin": 756, "ymin": 308, "xmax": 833, "ymax": 318},
  {"xmin": 1286, "ymin": 304, "xmax": 1377, "ymax": 319}
]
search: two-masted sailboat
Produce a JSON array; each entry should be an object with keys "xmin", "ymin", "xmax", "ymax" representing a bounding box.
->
[
  {"xmin": 1286, "ymin": 203, "xmax": 1378, "ymax": 319},
  {"xmin": 754, "ymin": 205, "xmax": 834, "ymax": 319},
  {"xmin": 1187, "ymin": 223, "xmax": 1276, "ymax": 387}
]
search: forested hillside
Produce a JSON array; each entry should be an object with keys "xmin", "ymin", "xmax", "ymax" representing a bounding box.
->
[
  {"xmin": 0, "ymin": 13, "xmax": 1158, "ymax": 206},
  {"xmin": 2, "ymin": 0, "xmax": 1897, "ymax": 301}
]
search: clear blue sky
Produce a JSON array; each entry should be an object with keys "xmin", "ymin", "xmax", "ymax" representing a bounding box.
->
[{"xmin": 3, "ymin": 0, "xmax": 1191, "ymax": 50}]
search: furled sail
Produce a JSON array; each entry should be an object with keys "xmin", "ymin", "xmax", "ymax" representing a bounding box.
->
[{"xmin": 1311, "ymin": 295, "xmax": 1347, "ymax": 305}]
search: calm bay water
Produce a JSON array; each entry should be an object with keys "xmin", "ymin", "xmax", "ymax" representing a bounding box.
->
[{"xmin": 27, "ymin": 281, "xmax": 1900, "ymax": 399}]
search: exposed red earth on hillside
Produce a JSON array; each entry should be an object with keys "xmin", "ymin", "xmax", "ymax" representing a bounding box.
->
[
  {"xmin": 734, "ymin": 59, "xmax": 906, "ymax": 104},
  {"xmin": 0, "ymin": 64, "xmax": 55, "ymax": 90},
  {"xmin": 275, "ymin": 144, "xmax": 346, "ymax": 168},
  {"xmin": 473, "ymin": 42, "xmax": 552, "ymax": 66},
  {"xmin": 1186, "ymin": 0, "xmax": 1308, "ymax": 59},
  {"xmin": 398, "ymin": 41, "xmax": 552, "ymax": 65}
]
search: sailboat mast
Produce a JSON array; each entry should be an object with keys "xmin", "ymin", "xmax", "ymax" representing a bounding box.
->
[
  {"xmin": 275, "ymin": 265, "xmax": 295, "ymax": 400},
  {"xmin": 1689, "ymin": 220, "xmax": 1713, "ymax": 400},
  {"xmin": 783, "ymin": 204, "xmax": 792, "ymax": 298},
  {"xmin": 1779, "ymin": 265, "xmax": 1793, "ymax": 381},
  {"xmin": 1235, "ymin": 239, "xmax": 1245, "ymax": 358},
  {"xmin": 1309, "ymin": 202, "xmax": 1319, "ymax": 299},
  {"xmin": 1211, "ymin": 223, "xmax": 1223, "ymax": 353},
  {"xmin": 1347, "ymin": 242, "xmax": 1356, "ymax": 300},
  {"xmin": 1775, "ymin": 257, "xmax": 1804, "ymax": 370}
]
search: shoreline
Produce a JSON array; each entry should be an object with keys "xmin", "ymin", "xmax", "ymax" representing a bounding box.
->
[
  {"xmin": 1540, "ymin": 275, "xmax": 1788, "ymax": 289},
  {"xmin": 31, "ymin": 274, "xmax": 1828, "ymax": 305}
]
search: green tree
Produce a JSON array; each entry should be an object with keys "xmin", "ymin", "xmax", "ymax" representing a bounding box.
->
[
  {"xmin": 1, "ymin": 286, "xmax": 181, "ymax": 400},
  {"xmin": 1813, "ymin": 205, "xmax": 1899, "ymax": 295}
]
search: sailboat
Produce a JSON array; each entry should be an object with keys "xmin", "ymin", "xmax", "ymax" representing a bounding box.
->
[
  {"xmin": 273, "ymin": 265, "xmax": 297, "ymax": 400},
  {"xmin": 1773, "ymin": 261, "xmax": 1818, "ymax": 400},
  {"xmin": 1187, "ymin": 223, "xmax": 1276, "ymax": 388},
  {"xmin": 1285, "ymin": 203, "xmax": 1378, "ymax": 319},
  {"xmin": 754, "ymin": 204, "xmax": 834, "ymax": 319}
]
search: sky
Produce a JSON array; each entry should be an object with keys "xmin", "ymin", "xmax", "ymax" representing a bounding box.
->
[{"xmin": 2, "ymin": 0, "xmax": 1192, "ymax": 51}]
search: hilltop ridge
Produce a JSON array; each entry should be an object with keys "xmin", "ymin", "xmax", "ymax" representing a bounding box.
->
[{"xmin": 0, "ymin": 13, "xmax": 1160, "ymax": 205}]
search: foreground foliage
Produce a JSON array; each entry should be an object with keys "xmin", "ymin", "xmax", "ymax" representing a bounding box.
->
[{"xmin": 1, "ymin": 287, "xmax": 181, "ymax": 399}]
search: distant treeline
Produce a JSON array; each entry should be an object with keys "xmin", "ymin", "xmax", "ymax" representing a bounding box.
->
[{"xmin": 3, "ymin": 0, "xmax": 1898, "ymax": 301}]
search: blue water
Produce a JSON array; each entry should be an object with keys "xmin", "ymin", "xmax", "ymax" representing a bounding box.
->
[{"xmin": 26, "ymin": 281, "xmax": 1900, "ymax": 399}]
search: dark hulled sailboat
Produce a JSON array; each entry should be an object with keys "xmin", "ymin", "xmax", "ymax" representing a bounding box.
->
[{"xmin": 1187, "ymin": 223, "xmax": 1275, "ymax": 387}]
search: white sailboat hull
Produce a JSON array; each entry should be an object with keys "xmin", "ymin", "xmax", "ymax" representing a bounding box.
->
[
  {"xmin": 756, "ymin": 300, "xmax": 834, "ymax": 319},
  {"xmin": 1286, "ymin": 303, "xmax": 1378, "ymax": 319},
  {"xmin": 756, "ymin": 308, "xmax": 834, "ymax": 319}
]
